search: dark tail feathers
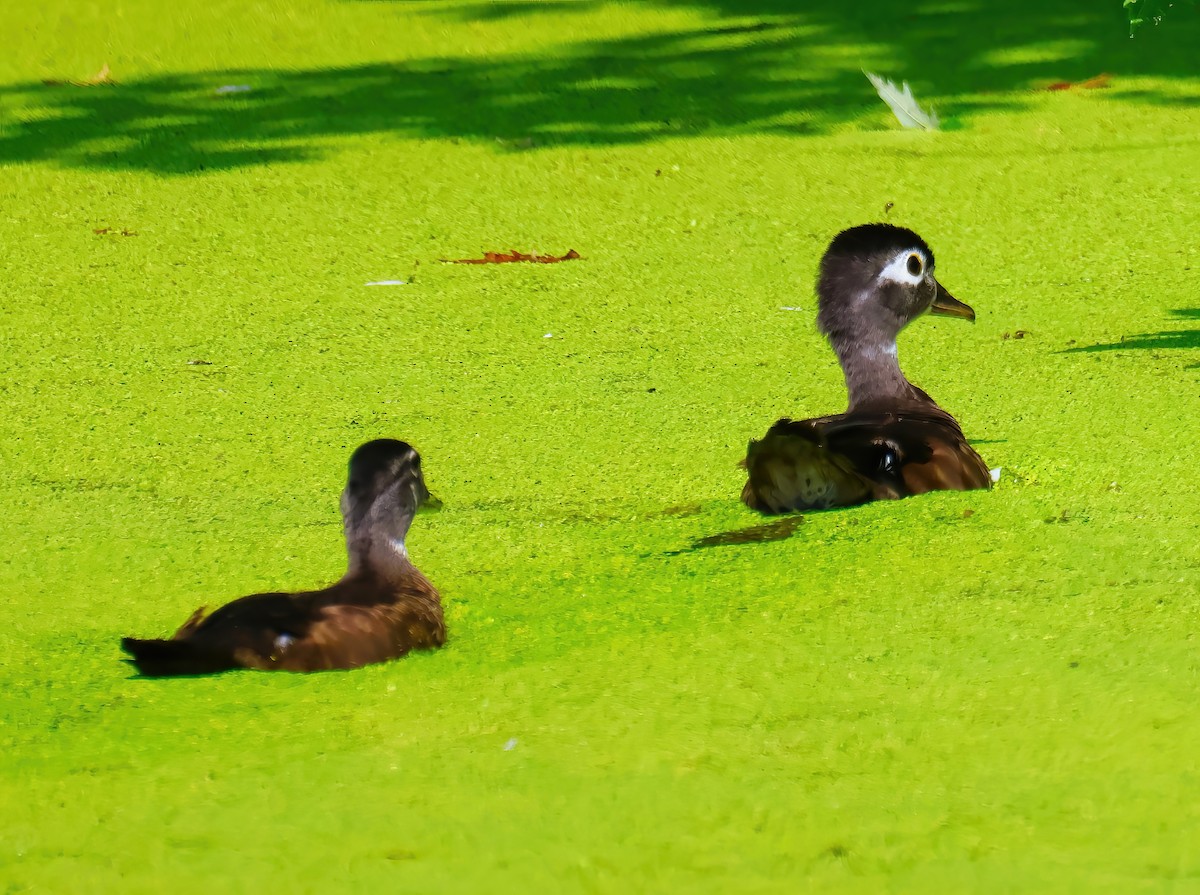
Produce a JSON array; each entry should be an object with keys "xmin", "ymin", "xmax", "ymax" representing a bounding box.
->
[{"xmin": 121, "ymin": 637, "xmax": 238, "ymax": 677}]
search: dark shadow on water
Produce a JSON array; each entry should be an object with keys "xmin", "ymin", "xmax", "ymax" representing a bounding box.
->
[
  {"xmin": 665, "ymin": 515, "xmax": 803, "ymax": 555},
  {"xmin": 1065, "ymin": 308, "xmax": 1200, "ymax": 353},
  {"xmin": 380, "ymin": 0, "xmax": 595, "ymax": 22},
  {"xmin": 1, "ymin": 0, "xmax": 1198, "ymax": 173}
]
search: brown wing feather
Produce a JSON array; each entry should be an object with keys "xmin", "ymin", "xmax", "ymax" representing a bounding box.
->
[
  {"xmin": 172, "ymin": 606, "xmax": 208, "ymax": 638},
  {"xmin": 743, "ymin": 404, "xmax": 990, "ymax": 514},
  {"xmin": 271, "ymin": 578, "xmax": 445, "ymax": 672},
  {"xmin": 178, "ymin": 570, "xmax": 445, "ymax": 673},
  {"xmin": 898, "ymin": 432, "xmax": 992, "ymax": 494}
]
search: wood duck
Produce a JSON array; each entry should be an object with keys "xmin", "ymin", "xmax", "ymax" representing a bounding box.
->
[
  {"xmin": 742, "ymin": 223, "xmax": 991, "ymax": 514},
  {"xmin": 121, "ymin": 439, "xmax": 446, "ymax": 675}
]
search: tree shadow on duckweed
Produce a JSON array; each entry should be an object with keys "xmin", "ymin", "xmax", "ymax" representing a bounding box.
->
[{"xmin": 1, "ymin": 0, "xmax": 1197, "ymax": 174}]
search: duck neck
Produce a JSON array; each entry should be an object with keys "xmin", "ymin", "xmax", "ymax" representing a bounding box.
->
[
  {"xmin": 343, "ymin": 523, "xmax": 414, "ymax": 582},
  {"xmin": 830, "ymin": 333, "xmax": 921, "ymax": 412}
]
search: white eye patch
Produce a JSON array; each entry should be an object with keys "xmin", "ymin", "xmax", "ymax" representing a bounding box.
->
[{"xmin": 878, "ymin": 249, "xmax": 929, "ymax": 286}]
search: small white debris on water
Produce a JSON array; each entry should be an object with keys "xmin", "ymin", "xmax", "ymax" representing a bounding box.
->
[
  {"xmin": 215, "ymin": 84, "xmax": 253, "ymax": 95},
  {"xmin": 989, "ymin": 467, "xmax": 1002, "ymax": 483},
  {"xmin": 543, "ymin": 333, "xmax": 553, "ymax": 338},
  {"xmin": 503, "ymin": 738, "xmax": 519, "ymax": 751},
  {"xmin": 779, "ymin": 306, "xmax": 804, "ymax": 311},
  {"xmin": 365, "ymin": 280, "xmax": 408, "ymax": 286}
]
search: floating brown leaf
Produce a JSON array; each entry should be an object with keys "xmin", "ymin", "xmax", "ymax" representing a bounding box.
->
[
  {"xmin": 1043, "ymin": 73, "xmax": 1111, "ymax": 92},
  {"xmin": 44, "ymin": 63, "xmax": 116, "ymax": 88},
  {"xmin": 440, "ymin": 249, "xmax": 581, "ymax": 265}
]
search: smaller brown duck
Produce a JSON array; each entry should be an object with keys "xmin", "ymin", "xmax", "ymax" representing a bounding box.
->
[
  {"xmin": 122, "ymin": 439, "xmax": 445, "ymax": 675},
  {"xmin": 742, "ymin": 223, "xmax": 991, "ymax": 514}
]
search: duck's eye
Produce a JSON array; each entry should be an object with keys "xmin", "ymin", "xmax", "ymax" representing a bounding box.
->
[{"xmin": 906, "ymin": 254, "xmax": 923, "ymax": 277}]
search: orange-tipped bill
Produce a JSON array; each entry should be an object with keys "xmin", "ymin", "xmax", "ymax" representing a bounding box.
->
[{"xmin": 929, "ymin": 280, "xmax": 975, "ymax": 321}]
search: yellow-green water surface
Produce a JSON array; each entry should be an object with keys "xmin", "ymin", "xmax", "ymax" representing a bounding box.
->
[{"xmin": 3, "ymin": 0, "xmax": 1199, "ymax": 891}]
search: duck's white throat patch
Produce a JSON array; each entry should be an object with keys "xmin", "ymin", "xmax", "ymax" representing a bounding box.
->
[{"xmin": 862, "ymin": 341, "xmax": 899, "ymax": 360}]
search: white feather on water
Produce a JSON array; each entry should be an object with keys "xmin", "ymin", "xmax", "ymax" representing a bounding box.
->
[{"xmin": 863, "ymin": 71, "xmax": 940, "ymax": 131}]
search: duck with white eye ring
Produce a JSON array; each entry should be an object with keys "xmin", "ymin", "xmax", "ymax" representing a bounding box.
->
[{"xmin": 742, "ymin": 223, "xmax": 992, "ymax": 514}]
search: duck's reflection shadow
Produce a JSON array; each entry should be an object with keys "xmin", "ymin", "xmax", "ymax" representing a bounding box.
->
[{"xmin": 664, "ymin": 515, "xmax": 804, "ymax": 556}]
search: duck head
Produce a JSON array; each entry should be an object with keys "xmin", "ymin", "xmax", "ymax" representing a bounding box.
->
[
  {"xmin": 340, "ymin": 439, "xmax": 431, "ymax": 569},
  {"xmin": 813, "ymin": 224, "xmax": 976, "ymax": 411},
  {"xmin": 816, "ymin": 223, "xmax": 973, "ymax": 347}
]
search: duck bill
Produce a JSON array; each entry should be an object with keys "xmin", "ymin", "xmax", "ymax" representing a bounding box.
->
[
  {"xmin": 419, "ymin": 493, "xmax": 444, "ymax": 514},
  {"xmin": 929, "ymin": 280, "xmax": 975, "ymax": 322}
]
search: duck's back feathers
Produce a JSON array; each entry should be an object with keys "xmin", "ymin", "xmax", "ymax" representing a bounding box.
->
[
  {"xmin": 123, "ymin": 574, "xmax": 445, "ymax": 677},
  {"xmin": 742, "ymin": 404, "xmax": 991, "ymax": 515}
]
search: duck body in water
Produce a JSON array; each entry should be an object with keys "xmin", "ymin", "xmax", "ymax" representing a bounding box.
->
[
  {"xmin": 742, "ymin": 224, "xmax": 991, "ymax": 514},
  {"xmin": 122, "ymin": 439, "xmax": 445, "ymax": 676}
]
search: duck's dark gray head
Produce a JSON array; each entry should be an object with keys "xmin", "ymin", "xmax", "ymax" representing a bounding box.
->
[
  {"xmin": 340, "ymin": 439, "xmax": 430, "ymax": 551},
  {"xmin": 816, "ymin": 223, "xmax": 974, "ymax": 346}
]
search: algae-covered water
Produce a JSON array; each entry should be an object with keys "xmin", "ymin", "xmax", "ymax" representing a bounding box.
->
[{"xmin": 2, "ymin": 0, "xmax": 1199, "ymax": 891}]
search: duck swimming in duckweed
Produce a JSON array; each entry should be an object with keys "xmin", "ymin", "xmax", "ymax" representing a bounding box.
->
[
  {"xmin": 742, "ymin": 223, "xmax": 991, "ymax": 514},
  {"xmin": 122, "ymin": 439, "xmax": 445, "ymax": 675}
]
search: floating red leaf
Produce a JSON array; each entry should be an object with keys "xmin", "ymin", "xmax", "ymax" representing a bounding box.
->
[
  {"xmin": 1043, "ymin": 73, "xmax": 1111, "ymax": 92},
  {"xmin": 440, "ymin": 249, "xmax": 581, "ymax": 265}
]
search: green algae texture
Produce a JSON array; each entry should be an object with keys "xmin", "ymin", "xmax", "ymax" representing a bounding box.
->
[{"xmin": 2, "ymin": 1, "xmax": 1199, "ymax": 891}]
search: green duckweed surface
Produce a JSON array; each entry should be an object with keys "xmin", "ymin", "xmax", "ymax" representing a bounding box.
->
[{"xmin": 2, "ymin": 1, "xmax": 1199, "ymax": 891}]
